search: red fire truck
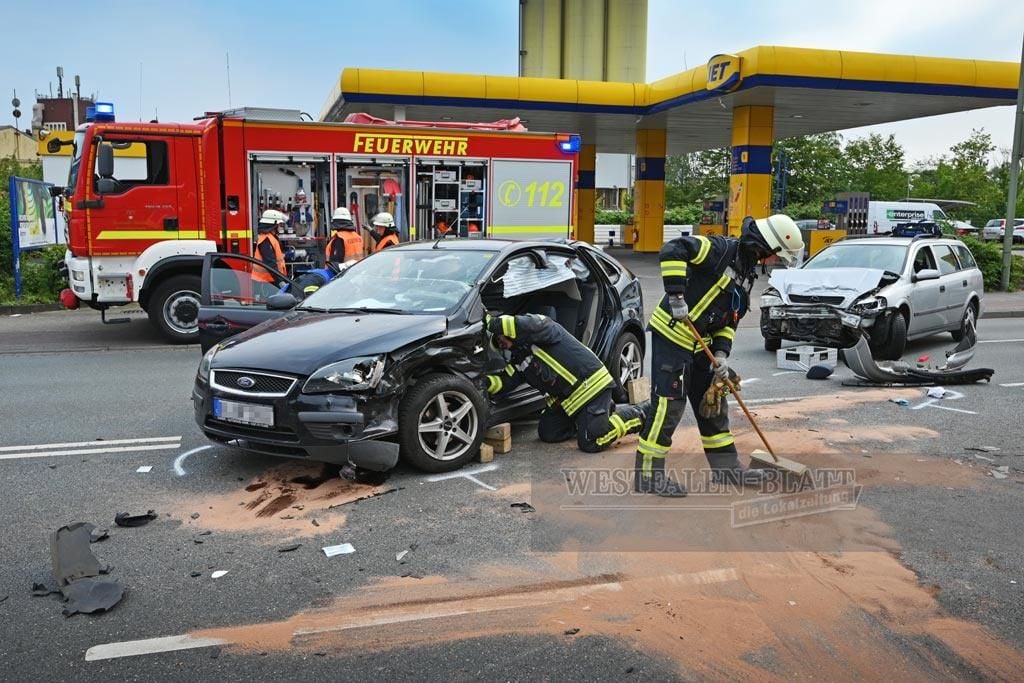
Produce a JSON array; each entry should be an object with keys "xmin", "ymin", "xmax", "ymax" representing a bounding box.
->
[{"xmin": 53, "ymin": 105, "xmax": 580, "ymax": 343}]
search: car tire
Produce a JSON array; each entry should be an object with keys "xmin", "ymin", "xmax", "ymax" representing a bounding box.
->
[
  {"xmin": 876, "ymin": 312, "xmax": 907, "ymax": 361},
  {"xmin": 610, "ymin": 331, "xmax": 643, "ymax": 402},
  {"xmin": 950, "ymin": 300, "xmax": 979, "ymax": 342},
  {"xmin": 147, "ymin": 274, "xmax": 202, "ymax": 344},
  {"xmin": 399, "ymin": 373, "xmax": 487, "ymax": 473},
  {"xmin": 763, "ymin": 336, "xmax": 782, "ymax": 352}
]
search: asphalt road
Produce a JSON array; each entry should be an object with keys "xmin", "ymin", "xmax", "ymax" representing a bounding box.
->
[{"xmin": 1, "ymin": 264, "xmax": 1023, "ymax": 680}]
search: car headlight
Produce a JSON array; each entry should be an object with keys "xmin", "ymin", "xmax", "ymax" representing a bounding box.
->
[
  {"xmin": 71, "ymin": 270, "xmax": 85, "ymax": 282},
  {"xmin": 197, "ymin": 345, "xmax": 218, "ymax": 383},
  {"xmin": 302, "ymin": 355, "xmax": 386, "ymax": 394},
  {"xmin": 852, "ymin": 296, "xmax": 886, "ymax": 313},
  {"xmin": 760, "ymin": 294, "xmax": 783, "ymax": 308}
]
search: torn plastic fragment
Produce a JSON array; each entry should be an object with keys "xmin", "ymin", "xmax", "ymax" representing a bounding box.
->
[
  {"xmin": 211, "ymin": 570, "xmax": 229, "ymax": 579},
  {"xmin": 927, "ymin": 386, "xmax": 947, "ymax": 399},
  {"xmin": 510, "ymin": 502, "xmax": 536, "ymax": 513},
  {"xmin": 888, "ymin": 398, "xmax": 909, "ymax": 406},
  {"xmin": 396, "ymin": 550, "xmax": 409, "ymax": 562},
  {"xmin": 135, "ymin": 465, "xmax": 153, "ymax": 473},
  {"xmin": 114, "ymin": 510, "xmax": 158, "ymax": 527},
  {"xmin": 89, "ymin": 528, "xmax": 109, "ymax": 543},
  {"xmin": 61, "ymin": 578, "xmax": 124, "ymax": 617},
  {"xmin": 278, "ymin": 544, "xmax": 302, "ymax": 553},
  {"xmin": 322, "ymin": 543, "xmax": 355, "ymax": 557},
  {"xmin": 31, "ymin": 572, "xmax": 61, "ymax": 597},
  {"xmin": 50, "ymin": 523, "xmax": 102, "ymax": 586}
]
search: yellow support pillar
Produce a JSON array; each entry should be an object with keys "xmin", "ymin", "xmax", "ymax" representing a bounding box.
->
[
  {"xmin": 575, "ymin": 143, "xmax": 596, "ymax": 243},
  {"xmin": 728, "ymin": 105, "xmax": 774, "ymax": 236},
  {"xmin": 634, "ymin": 128, "xmax": 666, "ymax": 253}
]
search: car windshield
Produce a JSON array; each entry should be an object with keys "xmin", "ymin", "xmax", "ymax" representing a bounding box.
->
[
  {"xmin": 985, "ymin": 220, "xmax": 1003, "ymax": 227},
  {"xmin": 298, "ymin": 249, "xmax": 496, "ymax": 314},
  {"xmin": 803, "ymin": 243, "xmax": 907, "ymax": 273}
]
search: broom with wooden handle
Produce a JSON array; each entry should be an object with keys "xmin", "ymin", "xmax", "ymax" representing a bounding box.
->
[{"xmin": 683, "ymin": 318, "xmax": 808, "ymax": 476}]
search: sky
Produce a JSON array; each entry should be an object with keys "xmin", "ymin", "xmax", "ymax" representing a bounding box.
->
[{"xmin": 1, "ymin": 0, "xmax": 1021, "ymax": 166}]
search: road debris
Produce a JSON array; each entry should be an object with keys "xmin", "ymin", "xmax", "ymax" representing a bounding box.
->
[
  {"xmin": 190, "ymin": 572, "xmax": 202, "ymax": 578},
  {"xmin": 991, "ymin": 471, "xmax": 1008, "ymax": 480},
  {"xmin": 322, "ymin": 543, "xmax": 355, "ymax": 557},
  {"xmin": 190, "ymin": 512, "xmax": 201, "ymax": 520},
  {"xmin": 564, "ymin": 627, "xmax": 580, "ymax": 635},
  {"xmin": 211, "ymin": 570, "xmax": 229, "ymax": 579},
  {"xmin": 44, "ymin": 523, "xmax": 124, "ymax": 617},
  {"xmin": 327, "ymin": 487, "xmax": 401, "ymax": 509},
  {"xmin": 888, "ymin": 398, "xmax": 910, "ymax": 406},
  {"xmin": 806, "ymin": 364, "xmax": 833, "ymax": 380},
  {"xmin": 278, "ymin": 544, "xmax": 302, "ymax": 553},
  {"xmin": 965, "ymin": 446, "xmax": 1000, "ymax": 453},
  {"xmin": 927, "ymin": 387, "xmax": 947, "ymax": 399},
  {"xmin": 135, "ymin": 465, "xmax": 153, "ymax": 473},
  {"xmin": 114, "ymin": 510, "xmax": 157, "ymax": 527},
  {"xmin": 89, "ymin": 528, "xmax": 109, "ymax": 543},
  {"xmin": 511, "ymin": 502, "xmax": 536, "ymax": 513},
  {"xmin": 396, "ymin": 550, "xmax": 409, "ymax": 563}
]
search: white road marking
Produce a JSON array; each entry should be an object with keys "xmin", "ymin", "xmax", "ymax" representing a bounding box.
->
[
  {"xmin": 427, "ymin": 463, "xmax": 499, "ymax": 490},
  {"xmin": 978, "ymin": 338, "xmax": 1024, "ymax": 344},
  {"xmin": 85, "ymin": 635, "xmax": 229, "ymax": 662},
  {"xmin": 999, "ymin": 382, "xmax": 1024, "ymax": 387},
  {"xmin": 928, "ymin": 404, "xmax": 978, "ymax": 415},
  {"xmin": 173, "ymin": 445, "xmax": 213, "ymax": 476},
  {"xmin": 729, "ymin": 395, "xmax": 815, "ymax": 406},
  {"xmin": 0, "ymin": 443, "xmax": 182, "ymax": 461},
  {"xmin": 772, "ymin": 371, "xmax": 800, "ymax": 377},
  {"xmin": 0, "ymin": 436, "xmax": 180, "ymax": 452}
]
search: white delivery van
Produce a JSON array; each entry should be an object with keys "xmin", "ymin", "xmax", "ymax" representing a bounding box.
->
[{"xmin": 868, "ymin": 201, "xmax": 948, "ymax": 234}]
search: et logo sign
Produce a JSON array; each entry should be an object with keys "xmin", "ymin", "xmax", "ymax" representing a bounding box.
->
[{"xmin": 706, "ymin": 54, "xmax": 741, "ymax": 93}]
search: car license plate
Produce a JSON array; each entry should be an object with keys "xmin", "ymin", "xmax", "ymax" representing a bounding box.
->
[
  {"xmin": 213, "ymin": 398, "xmax": 274, "ymax": 428},
  {"xmin": 840, "ymin": 312, "xmax": 862, "ymax": 328}
]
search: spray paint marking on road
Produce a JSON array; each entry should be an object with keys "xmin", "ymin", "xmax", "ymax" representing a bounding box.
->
[
  {"xmin": 999, "ymin": 382, "xmax": 1024, "ymax": 387},
  {"xmin": 910, "ymin": 388, "xmax": 977, "ymax": 415},
  {"xmin": 978, "ymin": 338, "xmax": 1024, "ymax": 344},
  {"xmin": 772, "ymin": 371, "xmax": 801, "ymax": 377},
  {"xmin": 739, "ymin": 378, "xmax": 761, "ymax": 386},
  {"xmin": 427, "ymin": 463, "xmax": 499, "ymax": 491},
  {"xmin": 0, "ymin": 436, "xmax": 182, "ymax": 461},
  {"xmin": 173, "ymin": 445, "xmax": 214, "ymax": 476}
]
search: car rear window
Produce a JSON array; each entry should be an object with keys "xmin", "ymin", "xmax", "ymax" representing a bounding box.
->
[
  {"xmin": 932, "ymin": 245, "xmax": 959, "ymax": 275},
  {"xmin": 953, "ymin": 244, "xmax": 977, "ymax": 269}
]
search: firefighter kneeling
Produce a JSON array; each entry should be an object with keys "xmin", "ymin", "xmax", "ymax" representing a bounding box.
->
[{"xmin": 484, "ymin": 313, "xmax": 649, "ymax": 453}]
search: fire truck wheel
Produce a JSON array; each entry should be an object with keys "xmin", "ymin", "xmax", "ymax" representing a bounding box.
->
[{"xmin": 148, "ymin": 274, "xmax": 202, "ymax": 344}]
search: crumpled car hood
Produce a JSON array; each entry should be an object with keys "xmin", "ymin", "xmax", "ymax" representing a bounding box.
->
[
  {"xmin": 768, "ymin": 268, "xmax": 887, "ymax": 307},
  {"xmin": 213, "ymin": 312, "xmax": 447, "ymax": 376}
]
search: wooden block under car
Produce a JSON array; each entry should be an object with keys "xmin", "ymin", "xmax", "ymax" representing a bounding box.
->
[
  {"xmin": 478, "ymin": 443, "xmax": 495, "ymax": 463},
  {"xmin": 485, "ymin": 435, "xmax": 513, "ymax": 454},
  {"xmin": 626, "ymin": 377, "xmax": 650, "ymax": 404},
  {"xmin": 485, "ymin": 423, "xmax": 511, "ymax": 441}
]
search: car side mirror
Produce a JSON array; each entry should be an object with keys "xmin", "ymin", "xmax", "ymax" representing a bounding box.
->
[
  {"xmin": 267, "ymin": 292, "xmax": 299, "ymax": 310},
  {"xmin": 96, "ymin": 177, "xmax": 118, "ymax": 195},
  {"xmin": 46, "ymin": 137, "xmax": 64, "ymax": 154},
  {"xmin": 97, "ymin": 143, "xmax": 114, "ymax": 178},
  {"xmin": 913, "ymin": 268, "xmax": 940, "ymax": 282},
  {"xmin": 48, "ymin": 185, "xmax": 64, "ymax": 198}
]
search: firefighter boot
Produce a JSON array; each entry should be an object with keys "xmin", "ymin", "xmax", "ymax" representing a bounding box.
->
[
  {"xmin": 634, "ymin": 453, "xmax": 688, "ymax": 497},
  {"xmin": 707, "ymin": 451, "xmax": 769, "ymax": 487}
]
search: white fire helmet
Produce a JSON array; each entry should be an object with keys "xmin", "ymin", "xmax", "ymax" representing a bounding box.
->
[
  {"xmin": 753, "ymin": 214, "xmax": 805, "ymax": 265},
  {"xmin": 331, "ymin": 206, "xmax": 353, "ymax": 222},
  {"xmin": 371, "ymin": 212, "xmax": 395, "ymax": 228}
]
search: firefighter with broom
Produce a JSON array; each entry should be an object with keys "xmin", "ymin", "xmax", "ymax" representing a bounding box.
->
[{"xmin": 634, "ymin": 215, "xmax": 805, "ymax": 496}]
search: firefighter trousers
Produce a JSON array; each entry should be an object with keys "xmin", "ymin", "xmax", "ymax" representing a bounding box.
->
[
  {"xmin": 636, "ymin": 333, "xmax": 743, "ymax": 476},
  {"xmin": 538, "ymin": 389, "xmax": 650, "ymax": 453}
]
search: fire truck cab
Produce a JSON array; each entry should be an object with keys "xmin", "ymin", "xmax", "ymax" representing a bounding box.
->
[{"xmin": 55, "ymin": 105, "xmax": 580, "ymax": 343}]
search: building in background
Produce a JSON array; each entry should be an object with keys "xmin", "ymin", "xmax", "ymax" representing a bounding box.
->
[
  {"xmin": 1, "ymin": 126, "xmax": 38, "ymax": 162},
  {"xmin": 519, "ymin": 0, "xmax": 646, "ymax": 210}
]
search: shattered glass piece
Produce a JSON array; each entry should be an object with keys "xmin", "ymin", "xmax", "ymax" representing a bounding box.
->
[{"xmin": 502, "ymin": 254, "xmax": 580, "ymax": 300}]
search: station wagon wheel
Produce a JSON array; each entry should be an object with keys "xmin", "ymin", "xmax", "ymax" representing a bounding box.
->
[
  {"xmin": 951, "ymin": 300, "xmax": 978, "ymax": 342},
  {"xmin": 399, "ymin": 374, "xmax": 487, "ymax": 473}
]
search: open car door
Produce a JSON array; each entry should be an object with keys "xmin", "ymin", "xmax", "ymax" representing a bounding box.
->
[{"xmin": 198, "ymin": 253, "xmax": 299, "ymax": 351}]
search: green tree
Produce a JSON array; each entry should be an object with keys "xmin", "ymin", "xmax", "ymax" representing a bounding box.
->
[
  {"xmin": 664, "ymin": 148, "xmax": 730, "ymax": 207},
  {"xmin": 773, "ymin": 133, "xmax": 847, "ymax": 207},
  {"xmin": 845, "ymin": 133, "xmax": 906, "ymax": 200}
]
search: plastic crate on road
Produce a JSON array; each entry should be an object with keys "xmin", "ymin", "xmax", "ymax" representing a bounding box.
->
[{"xmin": 776, "ymin": 345, "xmax": 838, "ymax": 371}]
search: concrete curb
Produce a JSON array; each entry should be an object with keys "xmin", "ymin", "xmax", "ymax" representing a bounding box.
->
[
  {"xmin": 982, "ymin": 310, "xmax": 1024, "ymax": 319},
  {"xmin": 1, "ymin": 303, "xmax": 63, "ymax": 315}
]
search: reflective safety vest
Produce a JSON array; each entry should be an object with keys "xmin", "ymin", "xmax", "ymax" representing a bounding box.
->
[
  {"xmin": 485, "ymin": 314, "xmax": 614, "ymax": 417},
  {"xmin": 326, "ymin": 229, "xmax": 363, "ymax": 263},
  {"xmin": 255, "ymin": 232, "xmax": 285, "ymax": 281},
  {"xmin": 651, "ymin": 234, "xmax": 743, "ymax": 356},
  {"xmin": 374, "ymin": 232, "xmax": 400, "ymax": 252}
]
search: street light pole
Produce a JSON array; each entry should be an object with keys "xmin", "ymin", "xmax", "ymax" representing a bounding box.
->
[{"xmin": 1002, "ymin": 33, "xmax": 1024, "ymax": 291}]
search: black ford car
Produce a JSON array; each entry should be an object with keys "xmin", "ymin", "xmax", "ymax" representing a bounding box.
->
[{"xmin": 192, "ymin": 239, "xmax": 645, "ymax": 473}]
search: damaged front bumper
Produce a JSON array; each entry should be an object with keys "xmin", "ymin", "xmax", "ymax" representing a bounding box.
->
[
  {"xmin": 761, "ymin": 304, "xmax": 884, "ymax": 348},
  {"xmin": 192, "ymin": 381, "xmax": 400, "ymax": 472}
]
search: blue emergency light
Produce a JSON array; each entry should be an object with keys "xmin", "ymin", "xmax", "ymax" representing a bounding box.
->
[
  {"xmin": 86, "ymin": 102, "xmax": 116, "ymax": 123},
  {"xmin": 557, "ymin": 134, "xmax": 581, "ymax": 153}
]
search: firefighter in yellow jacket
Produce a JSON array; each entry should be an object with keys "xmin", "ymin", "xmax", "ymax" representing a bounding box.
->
[
  {"xmin": 484, "ymin": 313, "xmax": 649, "ymax": 453},
  {"xmin": 635, "ymin": 215, "xmax": 804, "ymax": 496}
]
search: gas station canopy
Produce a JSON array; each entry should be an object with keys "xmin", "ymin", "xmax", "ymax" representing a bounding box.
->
[{"xmin": 320, "ymin": 45, "xmax": 1020, "ymax": 154}]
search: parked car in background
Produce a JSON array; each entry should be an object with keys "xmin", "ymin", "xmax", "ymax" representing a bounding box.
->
[
  {"xmin": 981, "ymin": 218, "xmax": 1024, "ymax": 241},
  {"xmin": 795, "ymin": 219, "xmax": 837, "ymax": 230},
  {"xmin": 760, "ymin": 234, "xmax": 984, "ymax": 360},
  {"xmin": 192, "ymin": 239, "xmax": 646, "ymax": 473}
]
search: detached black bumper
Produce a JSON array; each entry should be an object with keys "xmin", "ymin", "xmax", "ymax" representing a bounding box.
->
[{"xmin": 192, "ymin": 383, "xmax": 400, "ymax": 471}]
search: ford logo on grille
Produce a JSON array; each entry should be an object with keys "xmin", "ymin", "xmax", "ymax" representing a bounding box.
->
[{"xmin": 236, "ymin": 376, "xmax": 256, "ymax": 389}]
